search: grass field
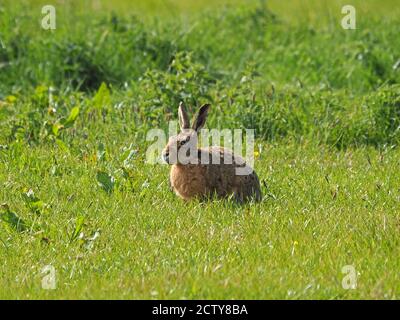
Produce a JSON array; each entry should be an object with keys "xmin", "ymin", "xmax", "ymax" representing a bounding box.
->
[{"xmin": 0, "ymin": 0, "xmax": 400, "ymax": 299}]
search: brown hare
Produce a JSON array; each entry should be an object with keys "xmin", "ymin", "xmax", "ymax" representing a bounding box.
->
[{"xmin": 162, "ymin": 102, "xmax": 262, "ymax": 203}]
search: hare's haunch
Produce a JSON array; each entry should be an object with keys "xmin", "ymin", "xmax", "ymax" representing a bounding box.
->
[{"xmin": 162, "ymin": 102, "xmax": 262, "ymax": 203}]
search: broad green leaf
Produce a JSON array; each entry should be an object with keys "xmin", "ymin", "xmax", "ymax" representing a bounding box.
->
[
  {"xmin": 63, "ymin": 106, "xmax": 80, "ymax": 128},
  {"xmin": 0, "ymin": 204, "xmax": 29, "ymax": 233},
  {"xmin": 70, "ymin": 215, "xmax": 85, "ymax": 242},
  {"xmin": 55, "ymin": 139, "xmax": 69, "ymax": 152},
  {"xmin": 22, "ymin": 189, "xmax": 45, "ymax": 214},
  {"xmin": 96, "ymin": 171, "xmax": 115, "ymax": 194},
  {"xmin": 93, "ymin": 82, "xmax": 111, "ymax": 109},
  {"xmin": 52, "ymin": 122, "xmax": 63, "ymax": 136},
  {"xmin": 97, "ymin": 142, "xmax": 106, "ymax": 162}
]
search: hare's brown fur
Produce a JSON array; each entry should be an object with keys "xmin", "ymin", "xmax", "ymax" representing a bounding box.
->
[{"xmin": 163, "ymin": 103, "xmax": 262, "ymax": 203}]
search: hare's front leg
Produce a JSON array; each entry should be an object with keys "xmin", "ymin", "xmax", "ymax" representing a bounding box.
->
[{"xmin": 232, "ymin": 187, "xmax": 244, "ymax": 204}]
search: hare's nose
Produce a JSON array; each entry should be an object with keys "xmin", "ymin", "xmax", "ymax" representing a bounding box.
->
[{"xmin": 162, "ymin": 151, "xmax": 169, "ymax": 163}]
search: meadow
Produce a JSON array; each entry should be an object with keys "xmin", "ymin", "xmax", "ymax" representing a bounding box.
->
[{"xmin": 0, "ymin": 0, "xmax": 399, "ymax": 299}]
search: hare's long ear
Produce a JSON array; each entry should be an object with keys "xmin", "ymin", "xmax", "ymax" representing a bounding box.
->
[
  {"xmin": 178, "ymin": 102, "xmax": 190, "ymax": 130},
  {"xmin": 192, "ymin": 104, "xmax": 210, "ymax": 132}
]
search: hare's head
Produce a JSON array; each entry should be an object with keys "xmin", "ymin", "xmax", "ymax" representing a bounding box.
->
[{"xmin": 162, "ymin": 102, "xmax": 210, "ymax": 165}]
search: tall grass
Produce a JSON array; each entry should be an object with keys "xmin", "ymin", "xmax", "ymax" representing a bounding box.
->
[{"xmin": 0, "ymin": 1, "xmax": 399, "ymax": 148}]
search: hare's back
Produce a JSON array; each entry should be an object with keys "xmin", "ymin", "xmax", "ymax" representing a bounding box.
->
[
  {"xmin": 201, "ymin": 146, "xmax": 262, "ymax": 201},
  {"xmin": 200, "ymin": 146, "xmax": 245, "ymax": 166}
]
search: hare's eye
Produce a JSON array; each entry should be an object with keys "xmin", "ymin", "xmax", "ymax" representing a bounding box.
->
[{"xmin": 179, "ymin": 137, "xmax": 190, "ymax": 146}]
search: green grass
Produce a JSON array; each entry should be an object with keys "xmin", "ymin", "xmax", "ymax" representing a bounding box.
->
[
  {"xmin": 1, "ymin": 0, "xmax": 400, "ymax": 299},
  {"xmin": 1, "ymin": 142, "xmax": 400, "ymax": 299}
]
